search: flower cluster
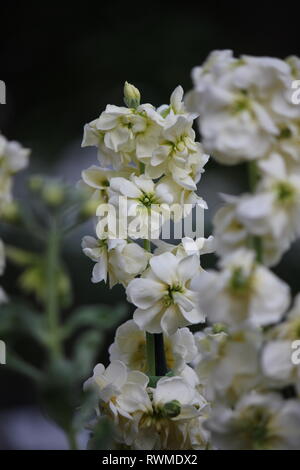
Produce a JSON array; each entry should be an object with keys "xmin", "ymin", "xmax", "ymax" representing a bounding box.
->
[
  {"xmin": 0, "ymin": 133, "xmax": 30, "ymax": 302},
  {"xmin": 186, "ymin": 51, "xmax": 300, "ymax": 450},
  {"xmin": 187, "ymin": 50, "xmax": 300, "ymax": 264},
  {"xmin": 81, "ymin": 83, "xmax": 214, "ymax": 449}
]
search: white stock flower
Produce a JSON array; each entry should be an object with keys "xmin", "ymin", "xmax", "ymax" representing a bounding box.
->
[
  {"xmin": 236, "ymin": 154, "xmax": 300, "ymax": 244},
  {"xmin": 116, "ymin": 375, "xmax": 208, "ymax": 450},
  {"xmin": 194, "ymin": 326, "xmax": 263, "ymax": 402},
  {"xmin": 261, "ymin": 293, "xmax": 300, "ymax": 392},
  {"xmin": 127, "ymin": 252, "xmax": 204, "ymax": 335},
  {"xmin": 82, "ymin": 236, "xmax": 150, "ymax": 288},
  {"xmin": 109, "ymin": 319, "xmax": 197, "ymax": 373},
  {"xmin": 206, "ymin": 392, "xmax": 300, "ymax": 449},
  {"xmin": 213, "ymin": 193, "xmax": 290, "ymax": 266},
  {"xmin": 153, "ymin": 236, "xmax": 215, "ymax": 259},
  {"xmin": 108, "ymin": 174, "xmax": 173, "ymax": 239},
  {"xmin": 84, "ymin": 360, "xmax": 148, "ymax": 422},
  {"xmin": 186, "ymin": 50, "xmax": 300, "ymax": 164},
  {"xmin": 193, "ymin": 248, "xmax": 290, "ymax": 327},
  {"xmin": 145, "ymin": 114, "xmax": 209, "ymax": 190},
  {"xmin": 82, "ymin": 101, "xmax": 163, "ymax": 169}
]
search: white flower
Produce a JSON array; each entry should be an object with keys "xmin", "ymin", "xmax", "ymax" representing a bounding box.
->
[
  {"xmin": 82, "ymin": 101, "xmax": 163, "ymax": 169},
  {"xmin": 194, "ymin": 326, "xmax": 263, "ymax": 402},
  {"xmin": 0, "ymin": 134, "xmax": 30, "ymax": 213},
  {"xmin": 108, "ymin": 174, "xmax": 173, "ymax": 239},
  {"xmin": 127, "ymin": 251, "xmax": 204, "ymax": 335},
  {"xmin": 82, "ymin": 236, "xmax": 150, "ymax": 288},
  {"xmin": 153, "ymin": 235, "xmax": 215, "ymax": 259},
  {"xmin": 206, "ymin": 392, "xmax": 300, "ymax": 449},
  {"xmin": 213, "ymin": 193, "xmax": 290, "ymax": 266},
  {"xmin": 186, "ymin": 51, "xmax": 300, "ymax": 164},
  {"xmin": 109, "ymin": 319, "xmax": 197, "ymax": 373},
  {"xmin": 84, "ymin": 360, "xmax": 148, "ymax": 422},
  {"xmin": 237, "ymin": 153, "xmax": 300, "ymax": 243},
  {"xmin": 261, "ymin": 293, "xmax": 300, "ymax": 392},
  {"xmin": 145, "ymin": 114, "xmax": 209, "ymax": 190},
  {"xmin": 157, "ymin": 85, "xmax": 193, "ymax": 119},
  {"xmin": 193, "ymin": 248, "xmax": 290, "ymax": 327},
  {"xmin": 155, "ymin": 175, "xmax": 208, "ymax": 220},
  {"xmin": 116, "ymin": 375, "xmax": 208, "ymax": 450}
]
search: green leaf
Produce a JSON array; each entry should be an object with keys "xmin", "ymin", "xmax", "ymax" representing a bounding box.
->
[
  {"xmin": 63, "ymin": 303, "xmax": 127, "ymax": 338},
  {"xmin": 39, "ymin": 359, "xmax": 78, "ymax": 432},
  {"xmin": 73, "ymin": 330, "xmax": 103, "ymax": 379},
  {"xmin": 0, "ymin": 302, "xmax": 47, "ymax": 345},
  {"xmin": 87, "ymin": 417, "xmax": 113, "ymax": 450}
]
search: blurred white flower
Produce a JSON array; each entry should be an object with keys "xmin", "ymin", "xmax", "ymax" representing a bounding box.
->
[
  {"xmin": 262, "ymin": 293, "xmax": 300, "ymax": 392},
  {"xmin": 194, "ymin": 326, "xmax": 263, "ymax": 402},
  {"xmin": 127, "ymin": 252, "xmax": 204, "ymax": 334},
  {"xmin": 213, "ymin": 193, "xmax": 290, "ymax": 266},
  {"xmin": 186, "ymin": 50, "xmax": 300, "ymax": 164},
  {"xmin": 206, "ymin": 392, "xmax": 300, "ymax": 449},
  {"xmin": 109, "ymin": 319, "xmax": 197, "ymax": 373},
  {"xmin": 193, "ymin": 248, "xmax": 290, "ymax": 327},
  {"xmin": 82, "ymin": 236, "xmax": 150, "ymax": 288},
  {"xmin": 237, "ymin": 153, "xmax": 300, "ymax": 243}
]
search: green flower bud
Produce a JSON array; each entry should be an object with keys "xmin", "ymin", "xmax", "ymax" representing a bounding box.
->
[
  {"xmin": 42, "ymin": 183, "xmax": 65, "ymax": 207},
  {"xmin": 0, "ymin": 201, "xmax": 20, "ymax": 223},
  {"xmin": 124, "ymin": 81, "xmax": 141, "ymax": 108},
  {"xmin": 161, "ymin": 400, "xmax": 181, "ymax": 418},
  {"xmin": 212, "ymin": 323, "xmax": 228, "ymax": 334},
  {"xmin": 28, "ymin": 175, "xmax": 44, "ymax": 192}
]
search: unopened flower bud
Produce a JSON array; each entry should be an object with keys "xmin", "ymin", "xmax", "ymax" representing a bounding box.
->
[
  {"xmin": 1, "ymin": 201, "xmax": 20, "ymax": 223},
  {"xmin": 124, "ymin": 81, "xmax": 141, "ymax": 108},
  {"xmin": 42, "ymin": 183, "xmax": 65, "ymax": 207},
  {"xmin": 161, "ymin": 400, "xmax": 181, "ymax": 418},
  {"xmin": 212, "ymin": 323, "xmax": 227, "ymax": 334},
  {"xmin": 28, "ymin": 175, "xmax": 44, "ymax": 192}
]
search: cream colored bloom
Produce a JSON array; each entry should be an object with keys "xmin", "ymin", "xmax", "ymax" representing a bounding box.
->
[
  {"xmin": 194, "ymin": 326, "xmax": 263, "ymax": 402},
  {"xmin": 213, "ymin": 193, "xmax": 290, "ymax": 266},
  {"xmin": 127, "ymin": 251, "xmax": 204, "ymax": 334},
  {"xmin": 261, "ymin": 293, "xmax": 300, "ymax": 392},
  {"xmin": 207, "ymin": 392, "xmax": 300, "ymax": 449},
  {"xmin": 193, "ymin": 248, "xmax": 290, "ymax": 327},
  {"xmin": 145, "ymin": 114, "xmax": 209, "ymax": 190},
  {"xmin": 108, "ymin": 174, "xmax": 173, "ymax": 239},
  {"xmin": 82, "ymin": 236, "xmax": 150, "ymax": 288},
  {"xmin": 153, "ymin": 236, "xmax": 215, "ymax": 259},
  {"xmin": 186, "ymin": 50, "xmax": 300, "ymax": 164},
  {"xmin": 116, "ymin": 375, "xmax": 208, "ymax": 450},
  {"xmin": 109, "ymin": 319, "xmax": 197, "ymax": 373},
  {"xmin": 82, "ymin": 100, "xmax": 164, "ymax": 169}
]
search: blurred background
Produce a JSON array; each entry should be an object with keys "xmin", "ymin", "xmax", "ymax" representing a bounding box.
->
[{"xmin": 1, "ymin": 1, "xmax": 300, "ymax": 449}]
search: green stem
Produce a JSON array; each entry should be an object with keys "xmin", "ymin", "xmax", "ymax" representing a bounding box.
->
[
  {"xmin": 46, "ymin": 217, "xmax": 62, "ymax": 358},
  {"xmin": 247, "ymin": 162, "xmax": 263, "ymax": 263},
  {"xmin": 67, "ymin": 428, "xmax": 78, "ymax": 450},
  {"xmin": 143, "ymin": 238, "xmax": 156, "ymax": 375},
  {"xmin": 146, "ymin": 332, "xmax": 156, "ymax": 376}
]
